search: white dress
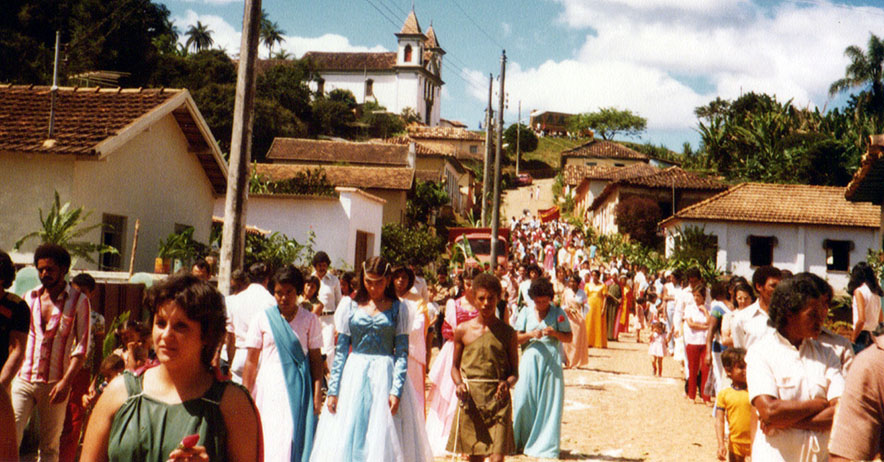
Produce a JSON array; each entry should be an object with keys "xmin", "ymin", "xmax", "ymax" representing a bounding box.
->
[{"xmin": 245, "ymin": 305, "xmax": 323, "ymax": 462}]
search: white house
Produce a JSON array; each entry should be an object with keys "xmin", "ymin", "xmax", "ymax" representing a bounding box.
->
[
  {"xmin": 0, "ymin": 85, "xmax": 227, "ymax": 272},
  {"xmin": 660, "ymin": 183, "xmax": 882, "ymax": 290},
  {"xmin": 303, "ymin": 10, "xmax": 444, "ymax": 126},
  {"xmin": 213, "ymin": 187, "xmax": 384, "ymax": 269}
]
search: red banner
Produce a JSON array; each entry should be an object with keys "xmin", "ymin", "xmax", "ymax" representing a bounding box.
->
[{"xmin": 538, "ymin": 206, "xmax": 560, "ymax": 223}]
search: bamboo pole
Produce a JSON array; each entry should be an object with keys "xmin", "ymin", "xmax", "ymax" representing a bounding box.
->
[{"xmin": 128, "ymin": 219, "xmax": 140, "ymax": 277}]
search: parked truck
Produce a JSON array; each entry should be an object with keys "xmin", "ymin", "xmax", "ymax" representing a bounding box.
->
[{"xmin": 447, "ymin": 227, "xmax": 510, "ymax": 269}]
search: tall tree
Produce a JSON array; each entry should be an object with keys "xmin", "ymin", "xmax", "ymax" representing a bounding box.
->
[
  {"xmin": 260, "ymin": 19, "xmax": 285, "ymax": 57},
  {"xmin": 185, "ymin": 21, "xmax": 213, "ymax": 53},
  {"xmin": 568, "ymin": 107, "xmax": 647, "ymax": 140},
  {"xmin": 830, "ymin": 34, "xmax": 884, "ymax": 136}
]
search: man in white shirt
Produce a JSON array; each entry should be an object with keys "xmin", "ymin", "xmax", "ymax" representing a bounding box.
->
[
  {"xmin": 732, "ymin": 266, "xmax": 782, "ymax": 351},
  {"xmin": 409, "ymin": 263, "xmax": 429, "ymax": 303},
  {"xmin": 747, "ymin": 274, "xmax": 844, "ymax": 462},
  {"xmin": 312, "ymin": 251, "xmax": 341, "ymax": 371},
  {"xmin": 224, "ymin": 262, "xmax": 276, "ymax": 383}
]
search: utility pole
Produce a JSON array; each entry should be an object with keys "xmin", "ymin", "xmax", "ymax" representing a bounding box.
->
[
  {"xmin": 490, "ymin": 50, "xmax": 506, "ymax": 270},
  {"xmin": 516, "ymin": 100, "xmax": 521, "ymax": 176},
  {"xmin": 218, "ymin": 0, "xmax": 262, "ymax": 295},
  {"xmin": 480, "ymin": 74, "xmax": 493, "ymax": 226}
]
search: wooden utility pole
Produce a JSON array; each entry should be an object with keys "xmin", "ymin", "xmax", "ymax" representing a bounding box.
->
[
  {"xmin": 218, "ymin": 0, "xmax": 262, "ymax": 295},
  {"xmin": 480, "ymin": 74, "xmax": 493, "ymax": 226},
  {"xmin": 128, "ymin": 219, "xmax": 140, "ymax": 277},
  {"xmin": 516, "ymin": 100, "xmax": 521, "ymax": 176},
  {"xmin": 490, "ymin": 50, "xmax": 506, "ymax": 270}
]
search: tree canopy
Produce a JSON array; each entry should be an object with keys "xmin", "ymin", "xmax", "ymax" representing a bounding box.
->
[
  {"xmin": 503, "ymin": 123, "xmax": 538, "ymax": 162},
  {"xmin": 568, "ymin": 107, "xmax": 647, "ymax": 140}
]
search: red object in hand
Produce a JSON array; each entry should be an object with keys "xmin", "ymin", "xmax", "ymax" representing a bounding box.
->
[
  {"xmin": 557, "ymin": 315, "xmax": 565, "ymax": 323},
  {"xmin": 179, "ymin": 433, "xmax": 200, "ymax": 449}
]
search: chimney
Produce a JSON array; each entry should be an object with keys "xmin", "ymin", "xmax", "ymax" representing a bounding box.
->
[{"xmin": 407, "ymin": 142, "xmax": 416, "ymax": 169}]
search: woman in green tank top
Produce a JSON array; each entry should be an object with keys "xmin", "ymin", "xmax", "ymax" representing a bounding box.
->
[{"xmin": 81, "ymin": 274, "xmax": 261, "ymax": 462}]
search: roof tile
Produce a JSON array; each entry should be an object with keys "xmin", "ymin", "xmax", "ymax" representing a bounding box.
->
[
  {"xmin": 302, "ymin": 52, "xmax": 397, "ymax": 72},
  {"xmin": 0, "ymin": 85, "xmax": 178, "ymax": 155},
  {"xmin": 406, "ymin": 124, "xmax": 484, "ymax": 141},
  {"xmin": 267, "ymin": 138, "xmax": 408, "ymax": 166},
  {"xmin": 663, "ymin": 183, "xmax": 880, "ymax": 228},
  {"xmin": 399, "ymin": 10, "xmax": 422, "ymax": 35},
  {"xmin": 562, "ymin": 139, "xmax": 649, "ymax": 161},
  {"xmin": 256, "ymin": 163, "xmax": 414, "ymax": 190}
]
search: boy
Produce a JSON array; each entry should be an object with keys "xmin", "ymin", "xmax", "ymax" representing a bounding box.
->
[
  {"xmin": 448, "ymin": 273, "xmax": 519, "ymax": 462},
  {"xmin": 715, "ymin": 348, "xmax": 753, "ymax": 462}
]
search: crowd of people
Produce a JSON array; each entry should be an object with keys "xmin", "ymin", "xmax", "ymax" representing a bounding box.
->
[{"xmin": 3, "ymin": 214, "xmax": 884, "ymax": 461}]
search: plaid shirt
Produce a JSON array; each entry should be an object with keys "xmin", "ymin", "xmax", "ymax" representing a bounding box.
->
[{"xmin": 18, "ymin": 283, "xmax": 90, "ymax": 383}]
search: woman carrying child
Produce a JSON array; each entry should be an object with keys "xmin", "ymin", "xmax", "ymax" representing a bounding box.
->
[
  {"xmin": 512, "ymin": 277, "xmax": 572, "ymax": 458},
  {"xmin": 448, "ymin": 273, "xmax": 518, "ymax": 462}
]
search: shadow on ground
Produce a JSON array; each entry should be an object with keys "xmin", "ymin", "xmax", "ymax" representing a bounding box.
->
[{"xmin": 560, "ymin": 449, "xmax": 644, "ymax": 461}]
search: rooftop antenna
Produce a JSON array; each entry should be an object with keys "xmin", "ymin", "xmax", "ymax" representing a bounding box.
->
[{"xmin": 48, "ymin": 30, "xmax": 60, "ymax": 139}]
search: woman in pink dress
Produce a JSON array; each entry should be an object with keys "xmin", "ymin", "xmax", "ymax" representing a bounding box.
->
[
  {"xmin": 425, "ymin": 266, "xmax": 481, "ymax": 457},
  {"xmin": 543, "ymin": 241, "xmax": 556, "ymax": 274}
]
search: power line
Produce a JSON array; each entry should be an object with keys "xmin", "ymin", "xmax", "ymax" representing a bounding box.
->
[
  {"xmin": 362, "ymin": 0, "xmax": 400, "ymax": 29},
  {"xmin": 447, "ymin": 0, "xmax": 506, "ymax": 50}
]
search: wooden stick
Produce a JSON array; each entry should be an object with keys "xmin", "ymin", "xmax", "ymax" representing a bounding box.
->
[{"xmin": 128, "ymin": 219, "xmax": 140, "ymax": 277}]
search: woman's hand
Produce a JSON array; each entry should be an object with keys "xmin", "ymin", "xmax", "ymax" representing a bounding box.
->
[
  {"xmin": 313, "ymin": 393, "xmax": 323, "ymax": 416},
  {"xmin": 455, "ymin": 382, "xmax": 470, "ymax": 401},
  {"xmin": 166, "ymin": 446, "xmax": 209, "ymax": 462},
  {"xmin": 705, "ymin": 352, "xmax": 713, "ymax": 367},
  {"xmin": 495, "ymin": 381, "xmax": 510, "ymax": 400},
  {"xmin": 326, "ymin": 395, "xmax": 338, "ymax": 414},
  {"xmin": 388, "ymin": 395, "xmax": 400, "ymax": 415}
]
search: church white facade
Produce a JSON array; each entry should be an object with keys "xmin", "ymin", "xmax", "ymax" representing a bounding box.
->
[{"xmin": 303, "ymin": 10, "xmax": 444, "ymax": 126}]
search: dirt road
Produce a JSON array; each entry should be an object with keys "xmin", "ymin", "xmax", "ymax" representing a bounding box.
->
[{"xmin": 501, "ymin": 178, "xmax": 556, "ymax": 224}]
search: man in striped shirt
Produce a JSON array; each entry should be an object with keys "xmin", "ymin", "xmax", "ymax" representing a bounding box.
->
[{"xmin": 11, "ymin": 244, "xmax": 90, "ymax": 462}]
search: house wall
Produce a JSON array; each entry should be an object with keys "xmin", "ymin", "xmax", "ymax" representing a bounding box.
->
[
  {"xmin": 415, "ymin": 138, "xmax": 483, "ymax": 160},
  {"xmin": 590, "ymin": 189, "xmax": 620, "ymax": 235},
  {"xmin": 414, "ymin": 155, "xmax": 469, "ymax": 214},
  {"xmin": 72, "ymin": 114, "xmax": 216, "ymax": 272},
  {"xmin": 664, "ymin": 219, "xmax": 881, "ymax": 290},
  {"xmin": 0, "ymin": 153, "xmax": 75, "ymax": 259},
  {"xmin": 564, "ymin": 157, "xmax": 646, "ymax": 169},
  {"xmin": 367, "ymin": 188, "xmax": 407, "ymax": 225},
  {"xmin": 313, "ymin": 70, "xmax": 439, "ymax": 126},
  {"xmin": 212, "ymin": 191, "xmax": 383, "ymax": 269},
  {"xmin": 575, "ymin": 179, "xmax": 609, "ymax": 218}
]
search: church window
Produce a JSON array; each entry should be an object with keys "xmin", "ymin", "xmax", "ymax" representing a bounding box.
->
[
  {"xmin": 365, "ymin": 79, "xmax": 374, "ymax": 97},
  {"xmin": 404, "ymin": 45, "xmax": 413, "ymax": 63}
]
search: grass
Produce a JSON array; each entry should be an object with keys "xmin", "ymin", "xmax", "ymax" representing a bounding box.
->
[{"xmin": 521, "ymin": 136, "xmax": 592, "ymax": 170}]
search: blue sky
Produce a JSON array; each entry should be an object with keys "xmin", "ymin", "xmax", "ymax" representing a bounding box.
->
[{"xmin": 161, "ymin": 0, "xmax": 884, "ymax": 151}]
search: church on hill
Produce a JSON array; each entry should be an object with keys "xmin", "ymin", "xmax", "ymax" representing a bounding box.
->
[{"xmin": 303, "ymin": 10, "xmax": 444, "ymax": 126}]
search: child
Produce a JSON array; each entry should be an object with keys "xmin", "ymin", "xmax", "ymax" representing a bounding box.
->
[
  {"xmin": 303, "ymin": 275, "xmax": 323, "ymax": 316},
  {"xmin": 715, "ymin": 348, "xmax": 753, "ymax": 462},
  {"xmin": 448, "ymin": 273, "xmax": 519, "ymax": 462},
  {"xmin": 648, "ymin": 321, "xmax": 667, "ymax": 376},
  {"xmin": 113, "ymin": 320, "xmax": 151, "ymax": 372},
  {"xmin": 82, "ymin": 354, "xmax": 125, "ymax": 409}
]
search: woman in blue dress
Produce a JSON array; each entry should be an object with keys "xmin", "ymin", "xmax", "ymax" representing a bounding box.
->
[
  {"xmin": 310, "ymin": 257, "xmax": 432, "ymax": 462},
  {"xmin": 512, "ymin": 277, "xmax": 572, "ymax": 458}
]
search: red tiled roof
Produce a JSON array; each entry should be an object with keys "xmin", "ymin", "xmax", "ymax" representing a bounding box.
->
[
  {"xmin": 406, "ymin": 124, "xmax": 484, "ymax": 141},
  {"xmin": 845, "ymin": 134, "xmax": 884, "ymax": 204},
  {"xmin": 415, "ymin": 168, "xmax": 442, "ymax": 182},
  {"xmin": 302, "ymin": 52, "xmax": 397, "ymax": 72},
  {"xmin": 661, "ymin": 183, "xmax": 881, "ymax": 229},
  {"xmin": 562, "ymin": 139, "xmax": 649, "ymax": 161},
  {"xmin": 266, "ymin": 138, "xmax": 408, "ymax": 166},
  {"xmin": 425, "ymin": 26, "xmax": 440, "ymax": 48},
  {"xmin": 255, "ymin": 163, "xmax": 414, "ymax": 190},
  {"xmin": 0, "ymin": 85, "xmax": 177, "ymax": 155},
  {"xmin": 563, "ymin": 165, "xmax": 617, "ymax": 186},
  {"xmin": 590, "ymin": 167, "xmax": 726, "ymax": 211}
]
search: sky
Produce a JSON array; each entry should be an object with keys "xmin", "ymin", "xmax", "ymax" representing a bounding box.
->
[{"xmin": 160, "ymin": 0, "xmax": 884, "ymax": 151}]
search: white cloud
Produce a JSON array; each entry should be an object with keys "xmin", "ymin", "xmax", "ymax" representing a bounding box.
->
[
  {"xmin": 501, "ymin": 22, "xmax": 511, "ymax": 38},
  {"xmin": 173, "ymin": 10, "xmax": 388, "ymax": 58},
  {"xmin": 480, "ymin": 0, "xmax": 884, "ymax": 131}
]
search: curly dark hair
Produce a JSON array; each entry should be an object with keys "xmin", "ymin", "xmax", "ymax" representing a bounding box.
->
[
  {"xmin": 34, "ymin": 243, "xmax": 71, "ymax": 269},
  {"xmin": 144, "ymin": 274, "xmax": 227, "ymax": 367},
  {"xmin": 0, "ymin": 250, "xmax": 14, "ymax": 290},
  {"xmin": 767, "ymin": 274, "xmax": 821, "ymax": 333},
  {"xmin": 473, "ymin": 273, "xmax": 502, "ymax": 298},
  {"xmin": 528, "ymin": 277, "xmax": 555, "ymax": 299}
]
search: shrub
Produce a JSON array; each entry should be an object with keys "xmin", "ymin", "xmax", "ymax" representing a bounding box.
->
[{"xmin": 614, "ymin": 196, "xmax": 661, "ymax": 248}]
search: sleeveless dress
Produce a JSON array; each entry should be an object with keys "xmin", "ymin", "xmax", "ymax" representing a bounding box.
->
[
  {"xmin": 425, "ymin": 297, "xmax": 478, "ymax": 456},
  {"xmin": 585, "ymin": 282, "xmax": 607, "ymax": 348},
  {"xmin": 446, "ymin": 322, "xmax": 516, "ymax": 456},
  {"xmin": 107, "ymin": 371, "xmax": 230, "ymax": 462},
  {"xmin": 310, "ymin": 300, "xmax": 432, "ymax": 462},
  {"xmin": 512, "ymin": 305, "xmax": 571, "ymax": 459}
]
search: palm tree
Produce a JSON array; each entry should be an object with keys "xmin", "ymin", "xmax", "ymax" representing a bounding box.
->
[
  {"xmin": 261, "ymin": 20, "xmax": 286, "ymax": 58},
  {"xmin": 185, "ymin": 21, "xmax": 214, "ymax": 53},
  {"xmin": 830, "ymin": 34, "xmax": 884, "ymax": 134},
  {"xmin": 14, "ymin": 191, "xmax": 118, "ymax": 264},
  {"xmin": 271, "ymin": 50, "xmax": 293, "ymax": 60}
]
